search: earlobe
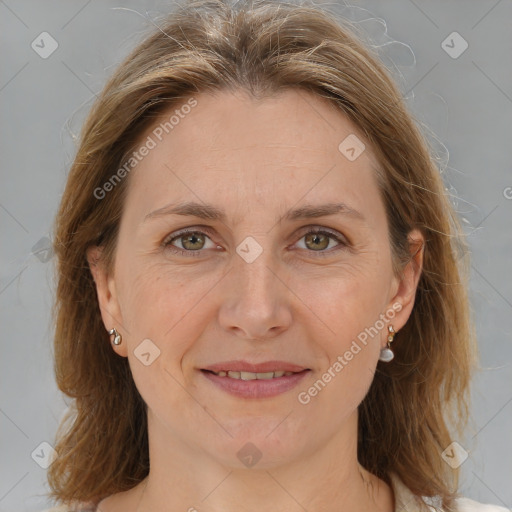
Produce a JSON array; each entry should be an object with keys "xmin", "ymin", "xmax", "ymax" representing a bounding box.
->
[{"xmin": 86, "ymin": 246, "xmax": 128, "ymax": 357}]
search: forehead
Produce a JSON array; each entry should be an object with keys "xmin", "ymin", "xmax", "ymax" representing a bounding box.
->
[{"xmin": 124, "ymin": 88, "xmax": 382, "ymax": 224}]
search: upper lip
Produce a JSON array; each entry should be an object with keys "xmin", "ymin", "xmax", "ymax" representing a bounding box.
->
[{"xmin": 202, "ymin": 360, "xmax": 309, "ymax": 373}]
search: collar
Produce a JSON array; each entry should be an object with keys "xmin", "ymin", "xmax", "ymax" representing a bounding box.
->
[{"xmin": 389, "ymin": 472, "xmax": 437, "ymax": 512}]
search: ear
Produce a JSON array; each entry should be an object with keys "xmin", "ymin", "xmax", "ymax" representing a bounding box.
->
[
  {"xmin": 86, "ymin": 246, "xmax": 128, "ymax": 357},
  {"xmin": 385, "ymin": 229, "xmax": 425, "ymax": 333}
]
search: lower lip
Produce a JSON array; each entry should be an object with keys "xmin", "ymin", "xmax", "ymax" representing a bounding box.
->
[{"xmin": 200, "ymin": 369, "xmax": 310, "ymax": 399}]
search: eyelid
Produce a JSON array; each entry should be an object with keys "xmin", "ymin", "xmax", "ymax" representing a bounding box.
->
[
  {"xmin": 162, "ymin": 224, "xmax": 350, "ymax": 256},
  {"xmin": 162, "ymin": 225, "xmax": 217, "ymax": 246},
  {"xmin": 295, "ymin": 225, "xmax": 349, "ymax": 244}
]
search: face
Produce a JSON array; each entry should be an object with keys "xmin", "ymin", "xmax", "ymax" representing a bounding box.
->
[{"xmin": 89, "ymin": 88, "xmax": 422, "ymax": 469}]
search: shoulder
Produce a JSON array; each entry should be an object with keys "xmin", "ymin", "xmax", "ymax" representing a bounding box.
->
[
  {"xmin": 41, "ymin": 505, "xmax": 96, "ymax": 512},
  {"xmin": 453, "ymin": 497, "xmax": 510, "ymax": 512},
  {"xmin": 389, "ymin": 472, "xmax": 509, "ymax": 512}
]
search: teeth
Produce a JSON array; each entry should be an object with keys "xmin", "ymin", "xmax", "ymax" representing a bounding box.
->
[
  {"xmin": 211, "ymin": 370, "xmax": 296, "ymax": 379},
  {"xmin": 255, "ymin": 372, "xmax": 275, "ymax": 380}
]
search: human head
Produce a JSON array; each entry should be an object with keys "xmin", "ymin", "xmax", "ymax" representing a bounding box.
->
[{"xmin": 49, "ymin": 0, "xmax": 475, "ymax": 508}]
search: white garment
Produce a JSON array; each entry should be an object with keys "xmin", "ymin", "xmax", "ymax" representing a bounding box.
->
[
  {"xmin": 390, "ymin": 472, "xmax": 510, "ymax": 512},
  {"xmin": 43, "ymin": 473, "xmax": 510, "ymax": 512}
]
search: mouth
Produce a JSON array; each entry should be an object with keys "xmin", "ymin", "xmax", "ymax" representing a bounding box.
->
[
  {"xmin": 201, "ymin": 360, "xmax": 309, "ymax": 374},
  {"xmin": 202, "ymin": 369, "xmax": 301, "ymax": 379},
  {"xmin": 199, "ymin": 362, "xmax": 311, "ymax": 398}
]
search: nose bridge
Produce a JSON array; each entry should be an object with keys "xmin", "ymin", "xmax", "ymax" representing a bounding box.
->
[
  {"xmin": 232, "ymin": 240, "xmax": 282, "ymax": 305},
  {"xmin": 218, "ymin": 237, "xmax": 292, "ymax": 338}
]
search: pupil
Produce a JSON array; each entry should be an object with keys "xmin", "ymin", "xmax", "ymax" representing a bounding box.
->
[
  {"xmin": 184, "ymin": 233, "xmax": 203, "ymax": 249},
  {"xmin": 306, "ymin": 233, "xmax": 328, "ymax": 251}
]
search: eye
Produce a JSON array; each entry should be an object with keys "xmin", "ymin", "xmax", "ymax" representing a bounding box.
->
[
  {"xmin": 162, "ymin": 226, "xmax": 348, "ymax": 258},
  {"xmin": 294, "ymin": 228, "xmax": 347, "ymax": 256},
  {"xmin": 163, "ymin": 228, "xmax": 218, "ymax": 257}
]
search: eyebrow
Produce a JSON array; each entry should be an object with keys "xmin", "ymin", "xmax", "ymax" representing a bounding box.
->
[{"xmin": 143, "ymin": 201, "xmax": 365, "ymax": 224}]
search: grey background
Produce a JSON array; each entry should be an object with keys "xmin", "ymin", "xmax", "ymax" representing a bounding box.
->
[{"xmin": 1, "ymin": 1, "xmax": 511, "ymax": 511}]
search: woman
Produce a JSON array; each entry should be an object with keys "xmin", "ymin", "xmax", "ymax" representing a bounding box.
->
[{"xmin": 46, "ymin": 0, "xmax": 507, "ymax": 511}]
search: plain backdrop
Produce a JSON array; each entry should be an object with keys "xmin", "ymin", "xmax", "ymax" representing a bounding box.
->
[{"xmin": 1, "ymin": 1, "xmax": 511, "ymax": 511}]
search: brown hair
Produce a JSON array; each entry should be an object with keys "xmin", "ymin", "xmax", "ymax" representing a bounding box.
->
[{"xmin": 49, "ymin": 0, "xmax": 477, "ymax": 509}]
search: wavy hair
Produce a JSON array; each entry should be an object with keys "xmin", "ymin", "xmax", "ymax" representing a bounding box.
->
[{"xmin": 49, "ymin": 0, "xmax": 477, "ymax": 509}]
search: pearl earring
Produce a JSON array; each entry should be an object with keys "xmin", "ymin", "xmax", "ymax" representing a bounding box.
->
[
  {"xmin": 379, "ymin": 325, "xmax": 395, "ymax": 362},
  {"xmin": 109, "ymin": 327, "xmax": 122, "ymax": 345}
]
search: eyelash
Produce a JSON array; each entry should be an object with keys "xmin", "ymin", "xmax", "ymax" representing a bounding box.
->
[{"xmin": 162, "ymin": 226, "xmax": 349, "ymax": 258}]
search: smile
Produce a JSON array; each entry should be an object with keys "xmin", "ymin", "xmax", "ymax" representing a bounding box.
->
[
  {"xmin": 200, "ymin": 369, "xmax": 310, "ymax": 398},
  {"xmin": 206, "ymin": 370, "xmax": 296, "ymax": 379}
]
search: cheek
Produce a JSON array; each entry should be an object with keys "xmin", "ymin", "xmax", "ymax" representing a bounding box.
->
[
  {"xmin": 118, "ymin": 263, "xmax": 211, "ymax": 417},
  {"xmin": 295, "ymin": 264, "xmax": 388, "ymax": 399},
  {"xmin": 116, "ymin": 261, "xmax": 222, "ymax": 388},
  {"xmin": 118, "ymin": 260, "xmax": 213, "ymax": 335},
  {"xmin": 295, "ymin": 279, "xmax": 384, "ymax": 419},
  {"xmin": 297, "ymin": 258, "xmax": 391, "ymax": 340}
]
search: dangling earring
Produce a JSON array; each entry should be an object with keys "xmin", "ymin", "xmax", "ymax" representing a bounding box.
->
[
  {"xmin": 379, "ymin": 325, "xmax": 395, "ymax": 362},
  {"xmin": 109, "ymin": 327, "xmax": 122, "ymax": 345}
]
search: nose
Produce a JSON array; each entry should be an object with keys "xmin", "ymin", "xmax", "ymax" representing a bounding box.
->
[{"xmin": 217, "ymin": 248, "xmax": 293, "ymax": 341}]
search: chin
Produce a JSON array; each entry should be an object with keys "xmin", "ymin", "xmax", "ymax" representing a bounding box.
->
[{"xmin": 200, "ymin": 417, "xmax": 309, "ymax": 469}]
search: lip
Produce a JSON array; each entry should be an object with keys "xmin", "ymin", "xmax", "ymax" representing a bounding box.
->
[
  {"xmin": 202, "ymin": 360, "xmax": 308, "ymax": 373},
  {"xmin": 200, "ymin": 368, "xmax": 310, "ymax": 399}
]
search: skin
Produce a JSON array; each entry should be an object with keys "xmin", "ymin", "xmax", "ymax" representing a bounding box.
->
[{"xmin": 88, "ymin": 88, "xmax": 424, "ymax": 512}]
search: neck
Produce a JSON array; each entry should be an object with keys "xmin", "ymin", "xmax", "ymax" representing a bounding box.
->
[{"xmin": 129, "ymin": 411, "xmax": 394, "ymax": 512}]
